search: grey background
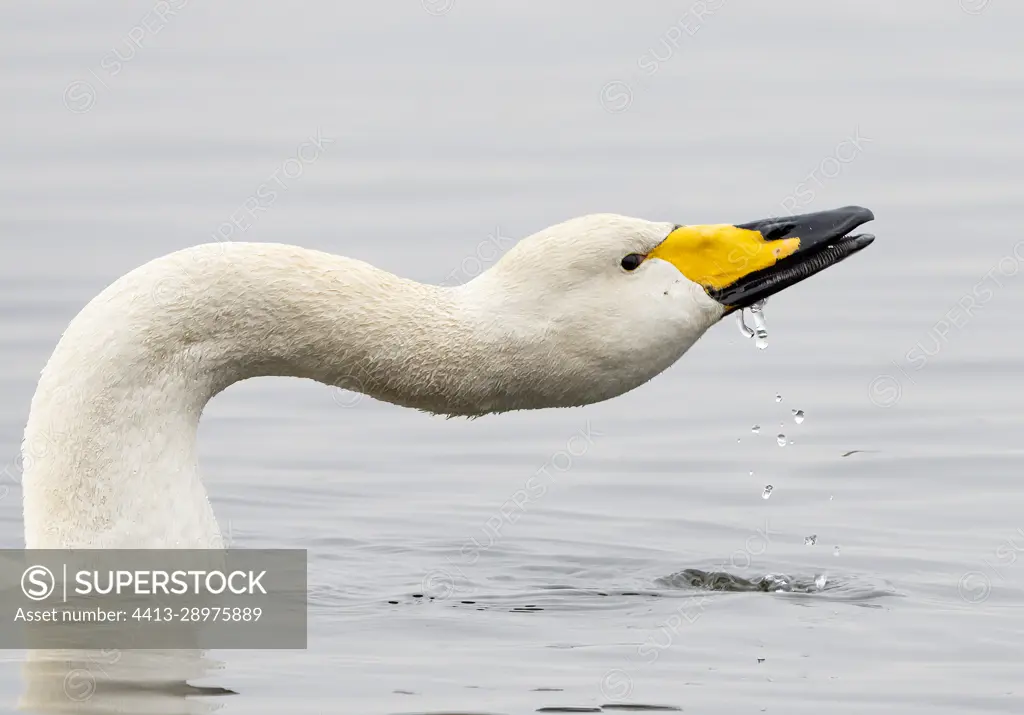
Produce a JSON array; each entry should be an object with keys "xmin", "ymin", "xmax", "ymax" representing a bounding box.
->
[{"xmin": 2, "ymin": 0, "xmax": 1023, "ymax": 713}]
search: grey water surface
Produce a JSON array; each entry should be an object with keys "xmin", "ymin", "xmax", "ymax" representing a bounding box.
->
[{"xmin": 2, "ymin": 1, "xmax": 1024, "ymax": 713}]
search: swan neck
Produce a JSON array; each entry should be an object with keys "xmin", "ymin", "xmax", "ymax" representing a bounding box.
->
[{"xmin": 21, "ymin": 243, "xmax": 482, "ymax": 548}]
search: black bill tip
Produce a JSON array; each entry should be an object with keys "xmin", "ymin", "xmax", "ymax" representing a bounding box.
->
[{"xmin": 710, "ymin": 206, "xmax": 875, "ymax": 312}]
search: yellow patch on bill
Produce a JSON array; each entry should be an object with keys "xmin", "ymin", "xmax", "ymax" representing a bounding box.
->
[{"xmin": 648, "ymin": 224, "xmax": 800, "ymax": 290}]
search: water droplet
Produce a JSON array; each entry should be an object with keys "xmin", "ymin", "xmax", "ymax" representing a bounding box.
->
[
  {"xmin": 815, "ymin": 573, "xmax": 828, "ymax": 590},
  {"xmin": 736, "ymin": 311, "xmax": 755, "ymax": 339},
  {"xmin": 793, "ymin": 409, "xmax": 805, "ymax": 424},
  {"xmin": 777, "ymin": 433, "xmax": 786, "ymax": 447},
  {"xmin": 749, "ymin": 470, "xmax": 754, "ymax": 477},
  {"xmin": 775, "ymin": 394, "xmax": 782, "ymax": 403},
  {"xmin": 804, "ymin": 534, "xmax": 817, "ymax": 546},
  {"xmin": 833, "ymin": 546, "xmax": 841, "ymax": 557},
  {"xmin": 761, "ymin": 485, "xmax": 773, "ymax": 499},
  {"xmin": 737, "ymin": 437, "xmax": 741, "ymax": 443},
  {"xmin": 751, "ymin": 424, "xmax": 760, "ymax": 434},
  {"xmin": 829, "ymin": 495, "xmax": 834, "ymax": 501},
  {"xmin": 750, "ymin": 300, "xmax": 768, "ymax": 349}
]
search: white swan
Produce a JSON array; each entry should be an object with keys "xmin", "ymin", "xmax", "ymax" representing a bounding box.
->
[{"xmin": 21, "ymin": 207, "xmax": 874, "ymax": 549}]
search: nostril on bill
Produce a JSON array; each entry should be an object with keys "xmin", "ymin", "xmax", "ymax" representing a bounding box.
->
[{"xmin": 759, "ymin": 222, "xmax": 797, "ymax": 242}]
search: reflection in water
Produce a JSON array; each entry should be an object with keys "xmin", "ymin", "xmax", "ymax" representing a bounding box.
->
[{"xmin": 19, "ymin": 650, "xmax": 233, "ymax": 715}]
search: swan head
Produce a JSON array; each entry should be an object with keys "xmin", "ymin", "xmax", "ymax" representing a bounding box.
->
[{"xmin": 461, "ymin": 206, "xmax": 874, "ymax": 411}]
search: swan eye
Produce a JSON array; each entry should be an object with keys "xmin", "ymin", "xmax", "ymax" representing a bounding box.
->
[{"xmin": 620, "ymin": 253, "xmax": 645, "ymax": 271}]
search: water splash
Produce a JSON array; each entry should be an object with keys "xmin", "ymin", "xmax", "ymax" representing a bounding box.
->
[
  {"xmin": 804, "ymin": 534, "xmax": 817, "ymax": 546},
  {"xmin": 815, "ymin": 573, "xmax": 828, "ymax": 590}
]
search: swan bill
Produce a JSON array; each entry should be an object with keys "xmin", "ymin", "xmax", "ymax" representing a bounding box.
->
[{"xmin": 649, "ymin": 205, "xmax": 875, "ymax": 313}]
